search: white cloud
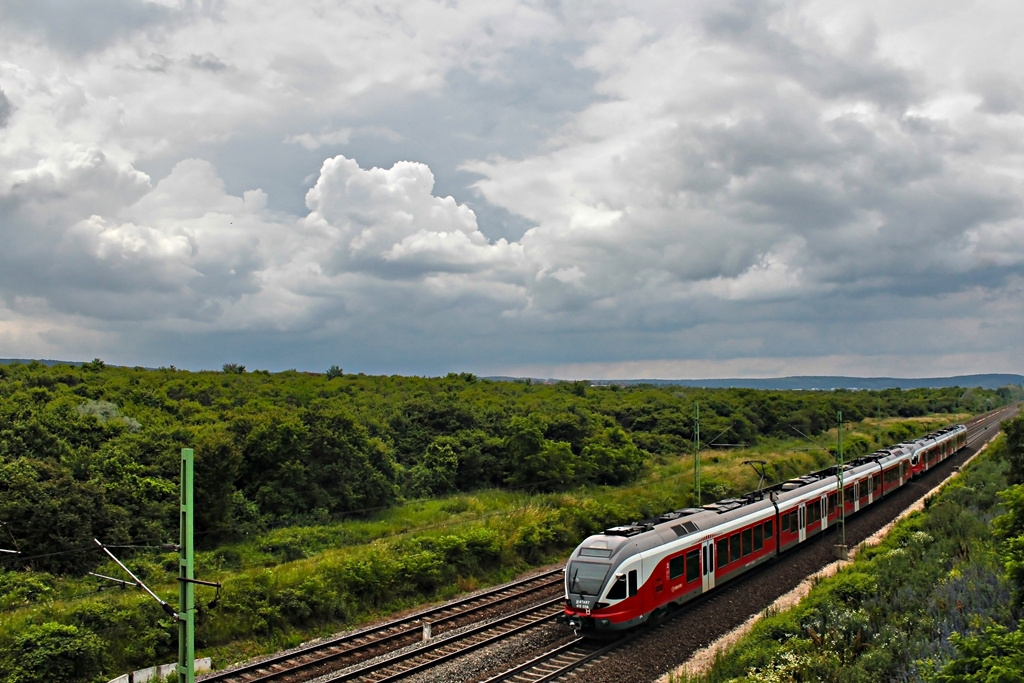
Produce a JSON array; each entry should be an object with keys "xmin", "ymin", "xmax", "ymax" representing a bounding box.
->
[
  {"xmin": 302, "ymin": 155, "xmax": 524, "ymax": 279},
  {"xmin": 286, "ymin": 129, "xmax": 353, "ymax": 150},
  {"xmin": 0, "ymin": 0, "xmax": 1022, "ymax": 376}
]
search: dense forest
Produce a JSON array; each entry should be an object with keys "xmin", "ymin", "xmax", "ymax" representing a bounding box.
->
[{"xmin": 0, "ymin": 360, "xmax": 1017, "ymax": 576}]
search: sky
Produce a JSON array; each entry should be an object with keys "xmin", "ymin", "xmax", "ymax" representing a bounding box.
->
[{"xmin": 0, "ymin": 0, "xmax": 1022, "ymax": 380}]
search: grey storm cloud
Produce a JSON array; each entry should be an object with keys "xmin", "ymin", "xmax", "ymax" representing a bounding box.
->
[
  {"xmin": 0, "ymin": 0, "xmax": 183, "ymax": 55},
  {"xmin": 972, "ymin": 75, "xmax": 1024, "ymax": 115},
  {"xmin": 699, "ymin": 1, "xmax": 921, "ymax": 112},
  {"xmin": 0, "ymin": 0, "xmax": 1022, "ymax": 378},
  {"xmin": 189, "ymin": 53, "xmax": 229, "ymax": 72},
  {"xmin": 0, "ymin": 88, "xmax": 11, "ymax": 127}
]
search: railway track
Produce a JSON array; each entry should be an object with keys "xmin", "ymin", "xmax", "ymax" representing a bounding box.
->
[
  {"xmin": 200, "ymin": 569, "xmax": 563, "ymax": 683},
  {"xmin": 475, "ymin": 637, "xmax": 622, "ymax": 683},
  {"xmin": 327, "ymin": 597, "xmax": 563, "ymax": 681}
]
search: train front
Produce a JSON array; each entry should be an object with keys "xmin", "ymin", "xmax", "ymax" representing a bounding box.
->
[{"xmin": 559, "ymin": 528, "xmax": 648, "ymax": 635}]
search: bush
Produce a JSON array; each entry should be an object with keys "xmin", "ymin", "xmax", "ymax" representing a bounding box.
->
[
  {"xmin": 0, "ymin": 622, "xmax": 104, "ymax": 683},
  {"xmin": 0, "ymin": 570, "xmax": 55, "ymax": 609},
  {"xmin": 927, "ymin": 622, "xmax": 1024, "ymax": 682}
]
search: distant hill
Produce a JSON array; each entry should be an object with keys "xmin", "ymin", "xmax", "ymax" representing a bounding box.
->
[
  {"xmin": 492, "ymin": 374, "xmax": 1024, "ymax": 391},
  {"xmin": 0, "ymin": 358, "xmax": 83, "ymax": 367},
  {"xmin": 3, "ymin": 360, "xmax": 1019, "ymax": 390}
]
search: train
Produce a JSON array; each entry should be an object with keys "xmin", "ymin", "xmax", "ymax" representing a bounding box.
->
[{"xmin": 559, "ymin": 422, "xmax": 968, "ymax": 634}]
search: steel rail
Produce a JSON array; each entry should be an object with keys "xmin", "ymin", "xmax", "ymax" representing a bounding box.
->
[
  {"xmin": 201, "ymin": 569, "xmax": 563, "ymax": 682},
  {"xmin": 474, "ymin": 636, "xmax": 620, "ymax": 683},
  {"xmin": 326, "ymin": 597, "xmax": 564, "ymax": 682}
]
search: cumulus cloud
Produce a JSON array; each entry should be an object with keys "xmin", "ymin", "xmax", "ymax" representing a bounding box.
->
[
  {"xmin": 0, "ymin": 146, "xmax": 529, "ymax": 344},
  {"xmin": 1, "ymin": 0, "xmax": 1023, "ymax": 377},
  {"xmin": 0, "ymin": 152, "xmax": 271, "ymax": 322},
  {"xmin": 303, "ymin": 155, "xmax": 523, "ymax": 278},
  {"xmin": 469, "ymin": 2, "xmax": 1024, "ymax": 321}
]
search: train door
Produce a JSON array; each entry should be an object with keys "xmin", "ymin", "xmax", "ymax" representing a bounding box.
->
[
  {"xmin": 853, "ymin": 481, "xmax": 860, "ymax": 513},
  {"xmin": 702, "ymin": 539, "xmax": 715, "ymax": 592},
  {"xmin": 798, "ymin": 503, "xmax": 807, "ymax": 543},
  {"xmin": 820, "ymin": 496, "xmax": 828, "ymax": 530}
]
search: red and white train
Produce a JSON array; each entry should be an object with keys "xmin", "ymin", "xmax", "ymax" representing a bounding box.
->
[{"xmin": 560, "ymin": 423, "xmax": 968, "ymax": 633}]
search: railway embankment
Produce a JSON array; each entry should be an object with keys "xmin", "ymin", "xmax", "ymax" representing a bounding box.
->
[{"xmin": 661, "ymin": 413, "xmax": 1020, "ymax": 682}]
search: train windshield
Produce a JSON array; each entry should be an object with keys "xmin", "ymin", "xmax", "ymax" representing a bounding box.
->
[{"xmin": 568, "ymin": 561, "xmax": 609, "ymax": 596}]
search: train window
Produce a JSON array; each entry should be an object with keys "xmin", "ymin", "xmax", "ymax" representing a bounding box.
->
[
  {"xmin": 669, "ymin": 555, "xmax": 685, "ymax": 580},
  {"xmin": 579, "ymin": 548, "xmax": 613, "ymax": 558},
  {"xmin": 807, "ymin": 504, "xmax": 819, "ymax": 524},
  {"xmin": 730, "ymin": 533, "xmax": 741, "ymax": 563},
  {"xmin": 717, "ymin": 538, "xmax": 728, "ymax": 568},
  {"xmin": 686, "ymin": 550, "xmax": 700, "ymax": 583},
  {"xmin": 606, "ymin": 575, "xmax": 627, "ymax": 600},
  {"xmin": 781, "ymin": 512, "xmax": 789, "ymax": 533},
  {"xmin": 753, "ymin": 524, "xmax": 763, "ymax": 551},
  {"xmin": 828, "ymin": 492, "xmax": 837, "ymax": 511},
  {"xmin": 628, "ymin": 570, "xmax": 638, "ymax": 597},
  {"xmin": 873, "ymin": 474, "xmax": 881, "ymax": 492},
  {"xmin": 741, "ymin": 529, "xmax": 752, "ymax": 556},
  {"xmin": 764, "ymin": 520, "xmax": 773, "ymax": 540},
  {"xmin": 789, "ymin": 510, "xmax": 799, "ymax": 531}
]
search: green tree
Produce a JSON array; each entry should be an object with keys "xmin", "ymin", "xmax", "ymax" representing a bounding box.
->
[
  {"xmin": 995, "ymin": 483, "xmax": 1024, "ymax": 605},
  {"xmin": 235, "ymin": 411, "xmax": 312, "ymax": 519},
  {"xmin": 0, "ymin": 622, "xmax": 104, "ymax": 683},
  {"xmin": 406, "ymin": 441, "xmax": 459, "ymax": 497},
  {"xmin": 503, "ymin": 416, "xmax": 575, "ymax": 491},
  {"xmin": 192, "ymin": 425, "xmax": 243, "ymax": 543},
  {"xmin": 303, "ymin": 405, "xmax": 397, "ymax": 514},
  {"xmin": 0, "ymin": 458, "xmax": 118, "ymax": 573},
  {"xmin": 929, "ymin": 623, "xmax": 1024, "ymax": 683},
  {"xmin": 1002, "ymin": 414, "xmax": 1024, "ymax": 485},
  {"xmin": 583, "ymin": 426, "xmax": 645, "ymax": 485}
]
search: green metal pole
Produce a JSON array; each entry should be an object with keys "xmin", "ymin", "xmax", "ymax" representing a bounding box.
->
[{"xmin": 179, "ymin": 448, "xmax": 195, "ymax": 683}]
